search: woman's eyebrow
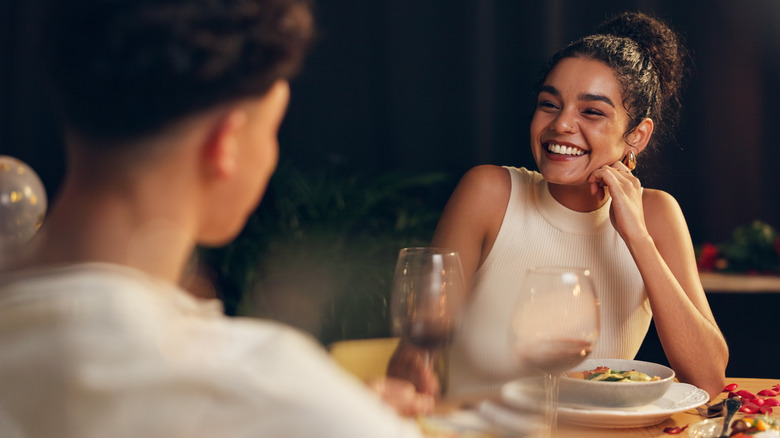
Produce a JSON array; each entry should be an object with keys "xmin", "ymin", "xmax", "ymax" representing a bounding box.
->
[
  {"xmin": 539, "ymin": 85, "xmax": 616, "ymax": 108},
  {"xmin": 579, "ymin": 93, "xmax": 615, "ymax": 108},
  {"xmin": 539, "ymin": 85, "xmax": 559, "ymax": 97}
]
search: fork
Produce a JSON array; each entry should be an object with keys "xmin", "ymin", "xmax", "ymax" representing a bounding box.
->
[
  {"xmin": 696, "ymin": 400, "xmax": 726, "ymax": 418},
  {"xmin": 718, "ymin": 398, "xmax": 742, "ymax": 438}
]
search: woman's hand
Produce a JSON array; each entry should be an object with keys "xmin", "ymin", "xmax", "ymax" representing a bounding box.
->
[
  {"xmin": 386, "ymin": 341, "xmax": 441, "ymax": 396},
  {"xmin": 367, "ymin": 376, "xmax": 435, "ymax": 417},
  {"xmin": 376, "ymin": 342, "xmax": 440, "ymax": 417},
  {"xmin": 588, "ymin": 161, "xmax": 648, "ymax": 243}
]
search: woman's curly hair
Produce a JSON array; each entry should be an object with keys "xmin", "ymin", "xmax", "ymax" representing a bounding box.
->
[{"xmin": 535, "ymin": 11, "xmax": 689, "ymax": 150}]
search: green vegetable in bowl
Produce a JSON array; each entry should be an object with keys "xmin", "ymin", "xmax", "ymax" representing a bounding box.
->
[{"xmin": 568, "ymin": 367, "xmax": 661, "ymax": 382}]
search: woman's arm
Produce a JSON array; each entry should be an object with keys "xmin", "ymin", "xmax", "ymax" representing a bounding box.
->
[
  {"xmin": 430, "ymin": 164, "xmax": 510, "ymax": 294},
  {"xmin": 591, "ymin": 162, "xmax": 727, "ymax": 398},
  {"xmin": 633, "ymin": 190, "xmax": 728, "ymax": 398}
]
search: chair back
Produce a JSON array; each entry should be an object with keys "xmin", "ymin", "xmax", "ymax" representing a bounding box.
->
[{"xmin": 328, "ymin": 337, "xmax": 400, "ymax": 382}]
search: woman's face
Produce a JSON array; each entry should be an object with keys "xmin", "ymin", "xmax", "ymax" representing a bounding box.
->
[{"xmin": 530, "ymin": 56, "xmax": 633, "ymax": 186}]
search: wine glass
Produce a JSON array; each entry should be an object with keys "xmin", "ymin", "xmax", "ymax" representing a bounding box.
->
[
  {"xmin": 511, "ymin": 266, "xmax": 600, "ymax": 437},
  {"xmin": 390, "ymin": 247, "xmax": 466, "ymax": 396}
]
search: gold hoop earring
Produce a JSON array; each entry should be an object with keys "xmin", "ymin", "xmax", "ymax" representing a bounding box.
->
[{"xmin": 622, "ymin": 150, "xmax": 637, "ymax": 170}]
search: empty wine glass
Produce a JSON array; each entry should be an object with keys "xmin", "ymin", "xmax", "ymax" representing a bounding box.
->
[
  {"xmin": 390, "ymin": 247, "xmax": 466, "ymax": 396},
  {"xmin": 511, "ymin": 266, "xmax": 600, "ymax": 437}
]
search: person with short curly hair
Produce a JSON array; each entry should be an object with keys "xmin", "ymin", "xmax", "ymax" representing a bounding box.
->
[{"xmin": 0, "ymin": 1, "xmax": 429, "ymax": 436}]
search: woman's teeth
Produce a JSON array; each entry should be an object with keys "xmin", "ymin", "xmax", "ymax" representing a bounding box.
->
[{"xmin": 547, "ymin": 143, "xmax": 585, "ymax": 156}]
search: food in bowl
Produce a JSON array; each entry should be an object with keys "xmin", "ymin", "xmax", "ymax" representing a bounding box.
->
[
  {"xmin": 729, "ymin": 416, "xmax": 780, "ymax": 437},
  {"xmin": 565, "ymin": 365, "xmax": 661, "ymax": 382},
  {"xmin": 559, "ymin": 358, "xmax": 675, "ymax": 408},
  {"xmin": 688, "ymin": 416, "xmax": 780, "ymax": 438}
]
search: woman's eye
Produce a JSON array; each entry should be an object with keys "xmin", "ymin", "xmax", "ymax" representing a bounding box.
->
[
  {"xmin": 537, "ymin": 100, "xmax": 559, "ymax": 110},
  {"xmin": 583, "ymin": 108, "xmax": 605, "ymax": 117}
]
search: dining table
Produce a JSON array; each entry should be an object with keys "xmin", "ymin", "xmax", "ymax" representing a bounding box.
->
[{"xmin": 424, "ymin": 377, "xmax": 780, "ymax": 438}]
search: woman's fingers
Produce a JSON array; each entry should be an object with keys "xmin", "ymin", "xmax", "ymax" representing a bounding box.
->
[
  {"xmin": 589, "ymin": 162, "xmax": 640, "ymax": 197},
  {"xmin": 386, "ymin": 344, "xmax": 441, "ymax": 396},
  {"xmin": 589, "ymin": 162, "xmax": 647, "ymax": 240},
  {"xmin": 368, "ymin": 377, "xmax": 435, "ymax": 417},
  {"xmin": 590, "ymin": 179, "xmax": 606, "ymax": 199}
]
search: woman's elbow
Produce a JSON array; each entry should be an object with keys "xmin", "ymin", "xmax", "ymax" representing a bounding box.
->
[{"xmin": 682, "ymin": 350, "xmax": 728, "ymax": 400}]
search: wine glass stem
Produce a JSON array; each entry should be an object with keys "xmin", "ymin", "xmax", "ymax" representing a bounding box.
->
[
  {"xmin": 422, "ymin": 349, "xmax": 433, "ymax": 376},
  {"xmin": 543, "ymin": 372, "xmax": 561, "ymax": 438},
  {"xmin": 423, "ymin": 348, "xmax": 441, "ymax": 396}
]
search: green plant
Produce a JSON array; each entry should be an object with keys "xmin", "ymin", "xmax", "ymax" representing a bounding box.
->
[
  {"xmin": 696, "ymin": 221, "xmax": 780, "ymax": 274},
  {"xmin": 200, "ymin": 162, "xmax": 454, "ymax": 346}
]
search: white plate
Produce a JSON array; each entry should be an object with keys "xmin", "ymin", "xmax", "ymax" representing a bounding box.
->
[
  {"xmin": 502, "ymin": 379, "xmax": 710, "ymax": 429},
  {"xmin": 419, "ymin": 410, "xmax": 503, "ymax": 437},
  {"xmin": 477, "ymin": 400, "xmax": 545, "ymax": 436}
]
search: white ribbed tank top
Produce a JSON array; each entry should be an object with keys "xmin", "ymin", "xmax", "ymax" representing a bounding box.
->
[{"xmin": 446, "ymin": 167, "xmax": 651, "ymax": 396}]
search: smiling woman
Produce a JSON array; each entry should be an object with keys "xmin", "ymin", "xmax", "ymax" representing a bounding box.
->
[{"xmin": 387, "ymin": 11, "xmax": 729, "ymax": 400}]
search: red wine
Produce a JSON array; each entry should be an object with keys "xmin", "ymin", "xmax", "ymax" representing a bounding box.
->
[{"xmin": 403, "ymin": 320, "xmax": 452, "ymax": 349}]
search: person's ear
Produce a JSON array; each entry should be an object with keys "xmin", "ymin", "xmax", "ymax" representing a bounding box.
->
[
  {"xmin": 202, "ymin": 109, "xmax": 248, "ymax": 179},
  {"xmin": 626, "ymin": 117, "xmax": 654, "ymax": 154}
]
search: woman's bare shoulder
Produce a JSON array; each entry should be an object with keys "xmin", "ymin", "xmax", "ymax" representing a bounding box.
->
[
  {"xmin": 433, "ymin": 165, "xmax": 512, "ymax": 275},
  {"xmin": 457, "ymin": 164, "xmax": 511, "ymax": 199},
  {"xmin": 641, "ymin": 188, "xmax": 683, "ymax": 217},
  {"xmin": 641, "ymin": 188, "xmax": 690, "ymax": 241},
  {"xmin": 462, "ymin": 164, "xmax": 510, "ymax": 180}
]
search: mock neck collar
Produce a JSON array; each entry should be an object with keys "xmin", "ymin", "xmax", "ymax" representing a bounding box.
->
[{"xmin": 534, "ymin": 178, "xmax": 612, "ymax": 235}]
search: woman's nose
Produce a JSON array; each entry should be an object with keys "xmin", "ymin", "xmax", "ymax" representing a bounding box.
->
[{"xmin": 550, "ymin": 110, "xmax": 577, "ymax": 134}]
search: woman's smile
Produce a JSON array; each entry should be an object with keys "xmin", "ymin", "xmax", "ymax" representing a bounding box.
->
[{"xmin": 545, "ymin": 142, "xmax": 587, "ymax": 157}]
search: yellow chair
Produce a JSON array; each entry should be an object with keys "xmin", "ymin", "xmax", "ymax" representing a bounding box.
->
[{"xmin": 328, "ymin": 337, "xmax": 400, "ymax": 382}]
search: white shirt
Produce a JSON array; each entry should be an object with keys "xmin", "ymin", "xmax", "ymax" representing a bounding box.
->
[
  {"xmin": 447, "ymin": 167, "xmax": 650, "ymax": 395},
  {"xmin": 0, "ymin": 263, "xmax": 423, "ymax": 438}
]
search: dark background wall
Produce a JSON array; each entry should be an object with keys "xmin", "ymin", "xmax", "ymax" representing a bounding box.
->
[
  {"xmin": 3, "ymin": 0, "xmax": 779, "ymax": 244},
  {"xmin": 276, "ymin": 0, "xmax": 780, "ymax": 245}
]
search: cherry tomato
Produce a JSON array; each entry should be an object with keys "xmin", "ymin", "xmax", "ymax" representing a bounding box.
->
[{"xmin": 663, "ymin": 425, "xmax": 688, "ymax": 434}]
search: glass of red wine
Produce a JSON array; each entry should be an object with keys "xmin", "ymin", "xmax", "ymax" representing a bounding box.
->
[
  {"xmin": 511, "ymin": 266, "xmax": 600, "ymax": 438},
  {"xmin": 390, "ymin": 247, "xmax": 466, "ymax": 396}
]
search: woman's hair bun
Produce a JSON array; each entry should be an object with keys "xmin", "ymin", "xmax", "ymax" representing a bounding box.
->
[{"xmin": 595, "ymin": 11, "xmax": 688, "ymax": 128}]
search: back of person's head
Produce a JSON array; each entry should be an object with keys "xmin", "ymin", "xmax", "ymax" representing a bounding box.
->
[
  {"xmin": 538, "ymin": 11, "xmax": 688, "ymax": 150},
  {"xmin": 42, "ymin": 0, "xmax": 315, "ymax": 145}
]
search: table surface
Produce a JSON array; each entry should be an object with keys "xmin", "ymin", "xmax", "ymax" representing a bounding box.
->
[
  {"xmin": 700, "ymin": 272, "xmax": 780, "ymax": 293},
  {"xmin": 556, "ymin": 377, "xmax": 777, "ymax": 437},
  {"xmin": 431, "ymin": 377, "xmax": 780, "ymax": 438}
]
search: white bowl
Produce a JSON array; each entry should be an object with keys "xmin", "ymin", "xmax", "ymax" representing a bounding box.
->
[{"xmin": 559, "ymin": 358, "xmax": 675, "ymax": 408}]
